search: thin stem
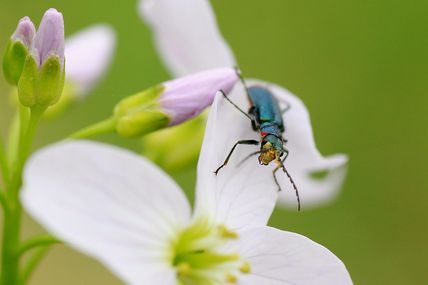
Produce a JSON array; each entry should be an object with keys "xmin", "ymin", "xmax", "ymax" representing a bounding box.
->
[
  {"xmin": 18, "ymin": 235, "xmax": 61, "ymax": 257},
  {"xmin": 1, "ymin": 106, "xmax": 45, "ymax": 285},
  {"xmin": 0, "ymin": 138, "xmax": 9, "ymax": 189},
  {"xmin": 20, "ymin": 246, "xmax": 51, "ymax": 285},
  {"xmin": 7, "ymin": 111, "xmax": 21, "ymax": 169},
  {"xmin": 68, "ymin": 117, "xmax": 116, "ymax": 139},
  {"xmin": 8, "ymin": 107, "xmax": 44, "ymax": 198},
  {"xmin": 1, "ymin": 203, "xmax": 23, "ymax": 285}
]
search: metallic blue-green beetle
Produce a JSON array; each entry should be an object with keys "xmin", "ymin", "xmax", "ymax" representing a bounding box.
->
[{"xmin": 215, "ymin": 70, "xmax": 300, "ymax": 210}]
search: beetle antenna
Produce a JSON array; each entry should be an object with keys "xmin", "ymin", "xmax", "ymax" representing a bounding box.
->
[
  {"xmin": 234, "ymin": 66, "xmax": 251, "ymax": 98},
  {"xmin": 282, "ymin": 166, "xmax": 301, "ymax": 211},
  {"xmin": 218, "ymin": 90, "xmax": 253, "ymax": 121}
]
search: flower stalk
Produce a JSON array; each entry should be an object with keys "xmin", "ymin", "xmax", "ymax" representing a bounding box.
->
[{"xmin": 0, "ymin": 9, "xmax": 66, "ymax": 285}]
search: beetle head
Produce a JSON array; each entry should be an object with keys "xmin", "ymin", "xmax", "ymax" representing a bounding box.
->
[{"xmin": 259, "ymin": 135, "xmax": 283, "ymax": 165}]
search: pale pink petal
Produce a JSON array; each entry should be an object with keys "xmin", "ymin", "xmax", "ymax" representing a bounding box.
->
[
  {"xmin": 161, "ymin": 68, "xmax": 238, "ymax": 125},
  {"xmin": 22, "ymin": 141, "xmax": 190, "ymax": 284},
  {"xmin": 12, "ymin": 16, "xmax": 36, "ymax": 47},
  {"xmin": 139, "ymin": 0, "xmax": 236, "ymax": 77},
  {"xmin": 33, "ymin": 8, "xmax": 64, "ymax": 66},
  {"xmin": 235, "ymin": 227, "xmax": 353, "ymax": 285},
  {"xmin": 65, "ymin": 25, "xmax": 116, "ymax": 95}
]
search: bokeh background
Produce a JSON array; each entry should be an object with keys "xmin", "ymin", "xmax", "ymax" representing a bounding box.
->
[{"xmin": 1, "ymin": 0, "xmax": 427, "ymax": 284}]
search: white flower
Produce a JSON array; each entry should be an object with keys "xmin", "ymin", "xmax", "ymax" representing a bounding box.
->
[
  {"xmin": 22, "ymin": 94, "xmax": 352, "ymax": 285},
  {"xmin": 139, "ymin": 0, "xmax": 348, "ymax": 208},
  {"xmin": 65, "ymin": 24, "xmax": 116, "ymax": 96}
]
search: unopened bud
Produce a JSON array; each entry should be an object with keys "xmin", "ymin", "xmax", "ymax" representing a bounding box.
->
[
  {"xmin": 141, "ymin": 115, "xmax": 205, "ymax": 172},
  {"xmin": 2, "ymin": 17, "xmax": 36, "ymax": 85},
  {"xmin": 159, "ymin": 68, "xmax": 238, "ymax": 125},
  {"xmin": 114, "ymin": 68, "xmax": 238, "ymax": 138},
  {"xmin": 18, "ymin": 8, "xmax": 65, "ymax": 108}
]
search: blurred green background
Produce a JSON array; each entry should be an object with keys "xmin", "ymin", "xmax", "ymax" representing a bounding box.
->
[{"xmin": 1, "ymin": 0, "xmax": 427, "ymax": 284}]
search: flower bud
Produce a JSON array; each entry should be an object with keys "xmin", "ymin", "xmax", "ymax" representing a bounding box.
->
[
  {"xmin": 141, "ymin": 115, "xmax": 206, "ymax": 172},
  {"xmin": 18, "ymin": 8, "xmax": 65, "ymax": 108},
  {"xmin": 2, "ymin": 17, "xmax": 36, "ymax": 85},
  {"xmin": 113, "ymin": 68, "xmax": 238, "ymax": 138},
  {"xmin": 159, "ymin": 68, "xmax": 237, "ymax": 125}
]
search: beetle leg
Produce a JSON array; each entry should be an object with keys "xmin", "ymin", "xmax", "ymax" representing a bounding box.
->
[
  {"xmin": 237, "ymin": 151, "xmax": 261, "ymax": 167},
  {"xmin": 214, "ymin": 139, "xmax": 259, "ymax": 175}
]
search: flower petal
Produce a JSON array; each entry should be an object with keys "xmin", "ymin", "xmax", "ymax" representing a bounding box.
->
[
  {"xmin": 139, "ymin": 0, "xmax": 236, "ymax": 77},
  {"xmin": 65, "ymin": 25, "xmax": 116, "ymax": 96},
  {"xmin": 21, "ymin": 141, "xmax": 190, "ymax": 284},
  {"xmin": 195, "ymin": 86, "xmax": 278, "ymax": 231},
  {"xmin": 12, "ymin": 16, "xmax": 36, "ymax": 47},
  {"xmin": 248, "ymin": 80, "xmax": 349, "ymax": 208},
  {"xmin": 161, "ymin": 67, "xmax": 238, "ymax": 125},
  {"xmin": 33, "ymin": 8, "xmax": 65, "ymax": 66},
  {"xmin": 235, "ymin": 227, "xmax": 353, "ymax": 285}
]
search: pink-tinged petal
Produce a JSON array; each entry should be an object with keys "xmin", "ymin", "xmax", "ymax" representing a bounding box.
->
[
  {"xmin": 21, "ymin": 141, "xmax": 190, "ymax": 284},
  {"xmin": 195, "ymin": 87, "xmax": 278, "ymax": 231},
  {"xmin": 139, "ymin": 0, "xmax": 236, "ymax": 77},
  {"xmin": 160, "ymin": 67, "xmax": 238, "ymax": 125},
  {"xmin": 65, "ymin": 25, "xmax": 116, "ymax": 96},
  {"xmin": 33, "ymin": 8, "xmax": 64, "ymax": 66},
  {"xmin": 248, "ymin": 80, "xmax": 348, "ymax": 209},
  {"xmin": 234, "ymin": 227, "xmax": 353, "ymax": 285},
  {"xmin": 12, "ymin": 16, "xmax": 36, "ymax": 47}
]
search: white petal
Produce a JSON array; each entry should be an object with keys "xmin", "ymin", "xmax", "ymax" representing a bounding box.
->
[
  {"xmin": 65, "ymin": 25, "xmax": 116, "ymax": 96},
  {"xmin": 248, "ymin": 80, "xmax": 349, "ymax": 209},
  {"xmin": 195, "ymin": 86, "xmax": 278, "ymax": 231},
  {"xmin": 22, "ymin": 141, "xmax": 190, "ymax": 285},
  {"xmin": 139, "ymin": 0, "xmax": 236, "ymax": 77},
  {"xmin": 236, "ymin": 227, "xmax": 353, "ymax": 285}
]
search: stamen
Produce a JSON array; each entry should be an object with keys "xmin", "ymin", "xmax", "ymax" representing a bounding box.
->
[
  {"xmin": 239, "ymin": 261, "xmax": 251, "ymax": 274},
  {"xmin": 217, "ymin": 225, "xmax": 238, "ymax": 239},
  {"xmin": 172, "ymin": 220, "xmax": 249, "ymax": 285},
  {"xmin": 176, "ymin": 262, "xmax": 191, "ymax": 277},
  {"xmin": 226, "ymin": 273, "xmax": 237, "ymax": 283}
]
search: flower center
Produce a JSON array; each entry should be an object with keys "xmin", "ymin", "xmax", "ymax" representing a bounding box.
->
[{"xmin": 171, "ymin": 219, "xmax": 250, "ymax": 285}]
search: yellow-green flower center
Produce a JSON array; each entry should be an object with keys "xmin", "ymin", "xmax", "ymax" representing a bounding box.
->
[{"xmin": 171, "ymin": 219, "xmax": 250, "ymax": 285}]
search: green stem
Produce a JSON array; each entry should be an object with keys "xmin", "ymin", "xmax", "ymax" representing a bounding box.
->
[
  {"xmin": 69, "ymin": 117, "xmax": 116, "ymax": 139},
  {"xmin": 1, "ymin": 106, "xmax": 45, "ymax": 285},
  {"xmin": 19, "ymin": 246, "xmax": 51, "ymax": 285},
  {"xmin": 1, "ymin": 202, "xmax": 23, "ymax": 285},
  {"xmin": 18, "ymin": 235, "xmax": 60, "ymax": 257},
  {"xmin": 8, "ymin": 107, "xmax": 44, "ymax": 197},
  {"xmin": 0, "ymin": 138, "xmax": 9, "ymax": 188},
  {"xmin": 7, "ymin": 111, "xmax": 21, "ymax": 169}
]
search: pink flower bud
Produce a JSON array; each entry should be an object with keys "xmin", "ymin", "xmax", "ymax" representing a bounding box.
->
[
  {"xmin": 33, "ymin": 8, "xmax": 65, "ymax": 67},
  {"xmin": 12, "ymin": 16, "xmax": 36, "ymax": 47},
  {"xmin": 160, "ymin": 67, "xmax": 238, "ymax": 125}
]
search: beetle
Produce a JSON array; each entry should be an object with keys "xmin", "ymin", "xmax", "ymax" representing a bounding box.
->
[{"xmin": 214, "ymin": 69, "xmax": 301, "ymax": 210}]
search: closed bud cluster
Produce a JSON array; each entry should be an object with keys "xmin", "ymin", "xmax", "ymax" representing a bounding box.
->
[{"xmin": 3, "ymin": 8, "xmax": 65, "ymax": 109}]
